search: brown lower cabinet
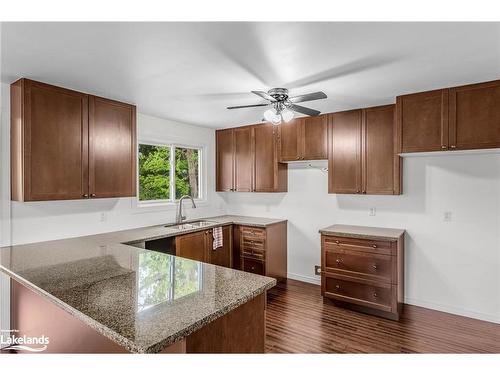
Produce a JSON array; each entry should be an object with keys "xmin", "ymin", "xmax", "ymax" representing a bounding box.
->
[
  {"xmin": 238, "ymin": 223, "xmax": 287, "ymax": 280},
  {"xmin": 175, "ymin": 223, "xmax": 287, "ymax": 279},
  {"xmin": 328, "ymin": 105, "xmax": 400, "ymax": 195},
  {"xmin": 175, "ymin": 225, "xmax": 232, "ymax": 268},
  {"xmin": 11, "ymin": 78, "xmax": 136, "ymax": 201},
  {"xmin": 321, "ymin": 232, "xmax": 404, "ymax": 320}
]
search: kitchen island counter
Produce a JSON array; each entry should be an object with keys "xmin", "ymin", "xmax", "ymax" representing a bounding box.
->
[{"xmin": 0, "ymin": 215, "xmax": 279, "ymax": 353}]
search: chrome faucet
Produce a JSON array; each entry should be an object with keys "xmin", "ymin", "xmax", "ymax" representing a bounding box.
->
[{"xmin": 176, "ymin": 195, "xmax": 197, "ymax": 224}]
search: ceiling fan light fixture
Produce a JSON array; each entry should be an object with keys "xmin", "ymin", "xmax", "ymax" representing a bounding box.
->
[
  {"xmin": 281, "ymin": 109, "xmax": 294, "ymax": 123},
  {"xmin": 264, "ymin": 109, "xmax": 282, "ymax": 125}
]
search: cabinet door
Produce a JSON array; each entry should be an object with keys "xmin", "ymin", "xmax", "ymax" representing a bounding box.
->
[
  {"xmin": 397, "ymin": 89, "xmax": 449, "ymax": 152},
  {"xmin": 175, "ymin": 231, "xmax": 207, "ymax": 262},
  {"xmin": 89, "ymin": 96, "xmax": 136, "ymax": 198},
  {"xmin": 208, "ymin": 226, "xmax": 232, "ymax": 268},
  {"xmin": 279, "ymin": 118, "xmax": 301, "ymax": 161},
  {"xmin": 363, "ymin": 105, "xmax": 399, "ymax": 195},
  {"xmin": 302, "ymin": 115, "xmax": 328, "ymax": 160},
  {"xmin": 328, "ymin": 110, "xmax": 362, "ymax": 194},
  {"xmin": 449, "ymin": 80, "xmax": 500, "ymax": 150},
  {"xmin": 234, "ymin": 126, "xmax": 254, "ymax": 192},
  {"xmin": 254, "ymin": 123, "xmax": 277, "ymax": 192},
  {"xmin": 21, "ymin": 79, "xmax": 89, "ymax": 201},
  {"xmin": 216, "ymin": 129, "xmax": 234, "ymax": 192}
]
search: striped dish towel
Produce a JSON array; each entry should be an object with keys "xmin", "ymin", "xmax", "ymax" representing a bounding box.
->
[{"xmin": 212, "ymin": 226, "xmax": 223, "ymax": 250}]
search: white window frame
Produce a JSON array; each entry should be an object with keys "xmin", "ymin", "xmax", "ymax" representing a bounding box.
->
[{"xmin": 136, "ymin": 139, "xmax": 207, "ymax": 209}]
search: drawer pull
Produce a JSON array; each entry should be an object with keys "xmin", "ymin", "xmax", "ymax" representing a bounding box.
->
[
  {"xmin": 372, "ymin": 244, "xmax": 377, "ymax": 248},
  {"xmin": 335, "ymin": 240, "xmax": 340, "ymax": 245},
  {"xmin": 336, "ymin": 259, "xmax": 342, "ymax": 264},
  {"xmin": 335, "ymin": 285, "xmax": 340, "ymax": 290},
  {"xmin": 373, "ymin": 292, "xmax": 378, "ymax": 298},
  {"xmin": 372, "ymin": 264, "xmax": 378, "ymax": 270}
]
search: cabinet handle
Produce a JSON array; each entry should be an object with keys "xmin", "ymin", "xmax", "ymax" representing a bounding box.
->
[
  {"xmin": 450, "ymin": 145, "xmax": 456, "ymax": 149},
  {"xmin": 362, "ymin": 190, "xmax": 366, "ymax": 194},
  {"xmin": 373, "ymin": 264, "xmax": 378, "ymax": 270},
  {"xmin": 90, "ymin": 193, "xmax": 96, "ymax": 198},
  {"xmin": 441, "ymin": 145, "xmax": 447, "ymax": 149},
  {"xmin": 335, "ymin": 285, "xmax": 340, "ymax": 289},
  {"xmin": 372, "ymin": 244, "xmax": 377, "ymax": 248},
  {"xmin": 82, "ymin": 194, "xmax": 89, "ymax": 198},
  {"xmin": 334, "ymin": 240, "xmax": 340, "ymax": 245},
  {"xmin": 373, "ymin": 292, "xmax": 378, "ymax": 298},
  {"xmin": 356, "ymin": 190, "xmax": 361, "ymax": 194},
  {"xmin": 336, "ymin": 259, "xmax": 341, "ymax": 264},
  {"xmin": 296, "ymin": 156, "xmax": 300, "ymax": 160}
]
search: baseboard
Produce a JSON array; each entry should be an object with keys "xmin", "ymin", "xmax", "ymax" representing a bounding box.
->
[
  {"xmin": 286, "ymin": 272, "xmax": 321, "ymax": 285},
  {"xmin": 405, "ymin": 297, "xmax": 500, "ymax": 325}
]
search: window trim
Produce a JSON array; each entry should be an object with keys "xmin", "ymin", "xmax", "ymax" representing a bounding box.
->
[{"xmin": 136, "ymin": 139, "xmax": 207, "ymax": 208}]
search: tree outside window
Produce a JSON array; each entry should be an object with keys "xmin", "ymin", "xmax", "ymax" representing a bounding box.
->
[{"xmin": 138, "ymin": 143, "xmax": 201, "ymax": 202}]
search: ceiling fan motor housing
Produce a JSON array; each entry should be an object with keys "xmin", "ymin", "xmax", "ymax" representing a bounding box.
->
[{"xmin": 268, "ymin": 88, "xmax": 289, "ymax": 102}]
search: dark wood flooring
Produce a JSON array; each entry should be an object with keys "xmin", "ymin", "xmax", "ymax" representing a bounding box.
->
[{"xmin": 265, "ymin": 279, "xmax": 500, "ymax": 353}]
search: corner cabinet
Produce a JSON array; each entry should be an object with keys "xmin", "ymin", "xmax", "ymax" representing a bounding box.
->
[
  {"xmin": 328, "ymin": 105, "xmax": 400, "ymax": 195},
  {"xmin": 11, "ymin": 79, "xmax": 136, "ymax": 202},
  {"xmin": 216, "ymin": 123, "xmax": 287, "ymax": 193},
  {"xmin": 278, "ymin": 115, "xmax": 328, "ymax": 161}
]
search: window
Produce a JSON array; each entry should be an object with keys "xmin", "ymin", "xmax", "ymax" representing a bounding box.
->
[{"xmin": 138, "ymin": 143, "xmax": 202, "ymax": 203}]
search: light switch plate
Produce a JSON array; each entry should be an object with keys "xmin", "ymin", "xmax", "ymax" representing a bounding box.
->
[
  {"xmin": 369, "ymin": 207, "xmax": 376, "ymax": 216},
  {"xmin": 444, "ymin": 211, "xmax": 452, "ymax": 222}
]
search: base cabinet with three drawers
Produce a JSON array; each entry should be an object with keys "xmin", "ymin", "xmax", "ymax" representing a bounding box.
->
[{"xmin": 320, "ymin": 225, "xmax": 405, "ymax": 320}]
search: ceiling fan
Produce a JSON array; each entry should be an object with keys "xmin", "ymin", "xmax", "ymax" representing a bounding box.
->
[{"xmin": 227, "ymin": 88, "xmax": 327, "ymax": 125}]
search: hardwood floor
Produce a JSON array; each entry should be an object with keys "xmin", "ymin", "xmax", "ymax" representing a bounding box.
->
[{"xmin": 265, "ymin": 279, "xmax": 500, "ymax": 353}]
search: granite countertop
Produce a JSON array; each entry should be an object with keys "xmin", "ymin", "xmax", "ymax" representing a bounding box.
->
[
  {"xmin": 319, "ymin": 224, "xmax": 405, "ymax": 241},
  {"xmin": 0, "ymin": 215, "xmax": 283, "ymax": 353}
]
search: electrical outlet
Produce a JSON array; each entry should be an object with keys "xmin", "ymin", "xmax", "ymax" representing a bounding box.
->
[
  {"xmin": 369, "ymin": 207, "xmax": 376, "ymax": 216},
  {"xmin": 443, "ymin": 211, "xmax": 452, "ymax": 222},
  {"xmin": 100, "ymin": 212, "xmax": 107, "ymax": 222},
  {"xmin": 314, "ymin": 265, "xmax": 321, "ymax": 276}
]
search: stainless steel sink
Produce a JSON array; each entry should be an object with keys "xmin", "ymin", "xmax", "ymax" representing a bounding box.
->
[{"xmin": 165, "ymin": 220, "xmax": 218, "ymax": 230}]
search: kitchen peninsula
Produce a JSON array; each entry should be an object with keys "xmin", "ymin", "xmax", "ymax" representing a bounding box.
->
[{"xmin": 0, "ymin": 216, "xmax": 284, "ymax": 353}]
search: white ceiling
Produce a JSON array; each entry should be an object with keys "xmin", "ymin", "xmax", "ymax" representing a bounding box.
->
[{"xmin": 2, "ymin": 22, "xmax": 500, "ymax": 128}]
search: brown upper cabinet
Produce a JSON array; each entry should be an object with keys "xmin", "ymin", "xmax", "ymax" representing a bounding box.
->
[
  {"xmin": 449, "ymin": 80, "xmax": 500, "ymax": 150},
  {"xmin": 397, "ymin": 89, "xmax": 449, "ymax": 153},
  {"xmin": 397, "ymin": 79, "xmax": 500, "ymax": 153},
  {"xmin": 279, "ymin": 115, "xmax": 328, "ymax": 161},
  {"xmin": 11, "ymin": 78, "xmax": 136, "ymax": 202},
  {"xmin": 329, "ymin": 105, "xmax": 400, "ymax": 195},
  {"xmin": 216, "ymin": 123, "xmax": 287, "ymax": 193}
]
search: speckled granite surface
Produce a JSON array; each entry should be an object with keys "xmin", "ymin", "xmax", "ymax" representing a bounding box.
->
[
  {"xmin": 0, "ymin": 215, "xmax": 281, "ymax": 353},
  {"xmin": 319, "ymin": 224, "xmax": 405, "ymax": 241}
]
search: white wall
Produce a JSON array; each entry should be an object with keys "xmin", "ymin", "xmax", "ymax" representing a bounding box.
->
[
  {"xmin": 0, "ymin": 83, "xmax": 225, "ymax": 246},
  {"xmin": 221, "ymin": 155, "xmax": 500, "ymax": 324}
]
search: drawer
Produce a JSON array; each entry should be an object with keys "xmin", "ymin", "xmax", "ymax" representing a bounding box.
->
[
  {"xmin": 323, "ymin": 248, "xmax": 393, "ymax": 283},
  {"xmin": 322, "ymin": 235, "xmax": 394, "ymax": 256},
  {"xmin": 242, "ymin": 257, "xmax": 265, "ymax": 276},
  {"xmin": 241, "ymin": 237, "xmax": 266, "ymax": 252},
  {"xmin": 240, "ymin": 226, "xmax": 266, "ymax": 239},
  {"xmin": 324, "ymin": 275, "xmax": 393, "ymax": 311}
]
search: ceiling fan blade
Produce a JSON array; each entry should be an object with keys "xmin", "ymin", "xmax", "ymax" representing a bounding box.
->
[
  {"xmin": 288, "ymin": 104, "xmax": 321, "ymax": 117},
  {"xmin": 288, "ymin": 91, "xmax": 327, "ymax": 103},
  {"xmin": 251, "ymin": 91, "xmax": 275, "ymax": 102},
  {"xmin": 227, "ymin": 103, "xmax": 269, "ymax": 110}
]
